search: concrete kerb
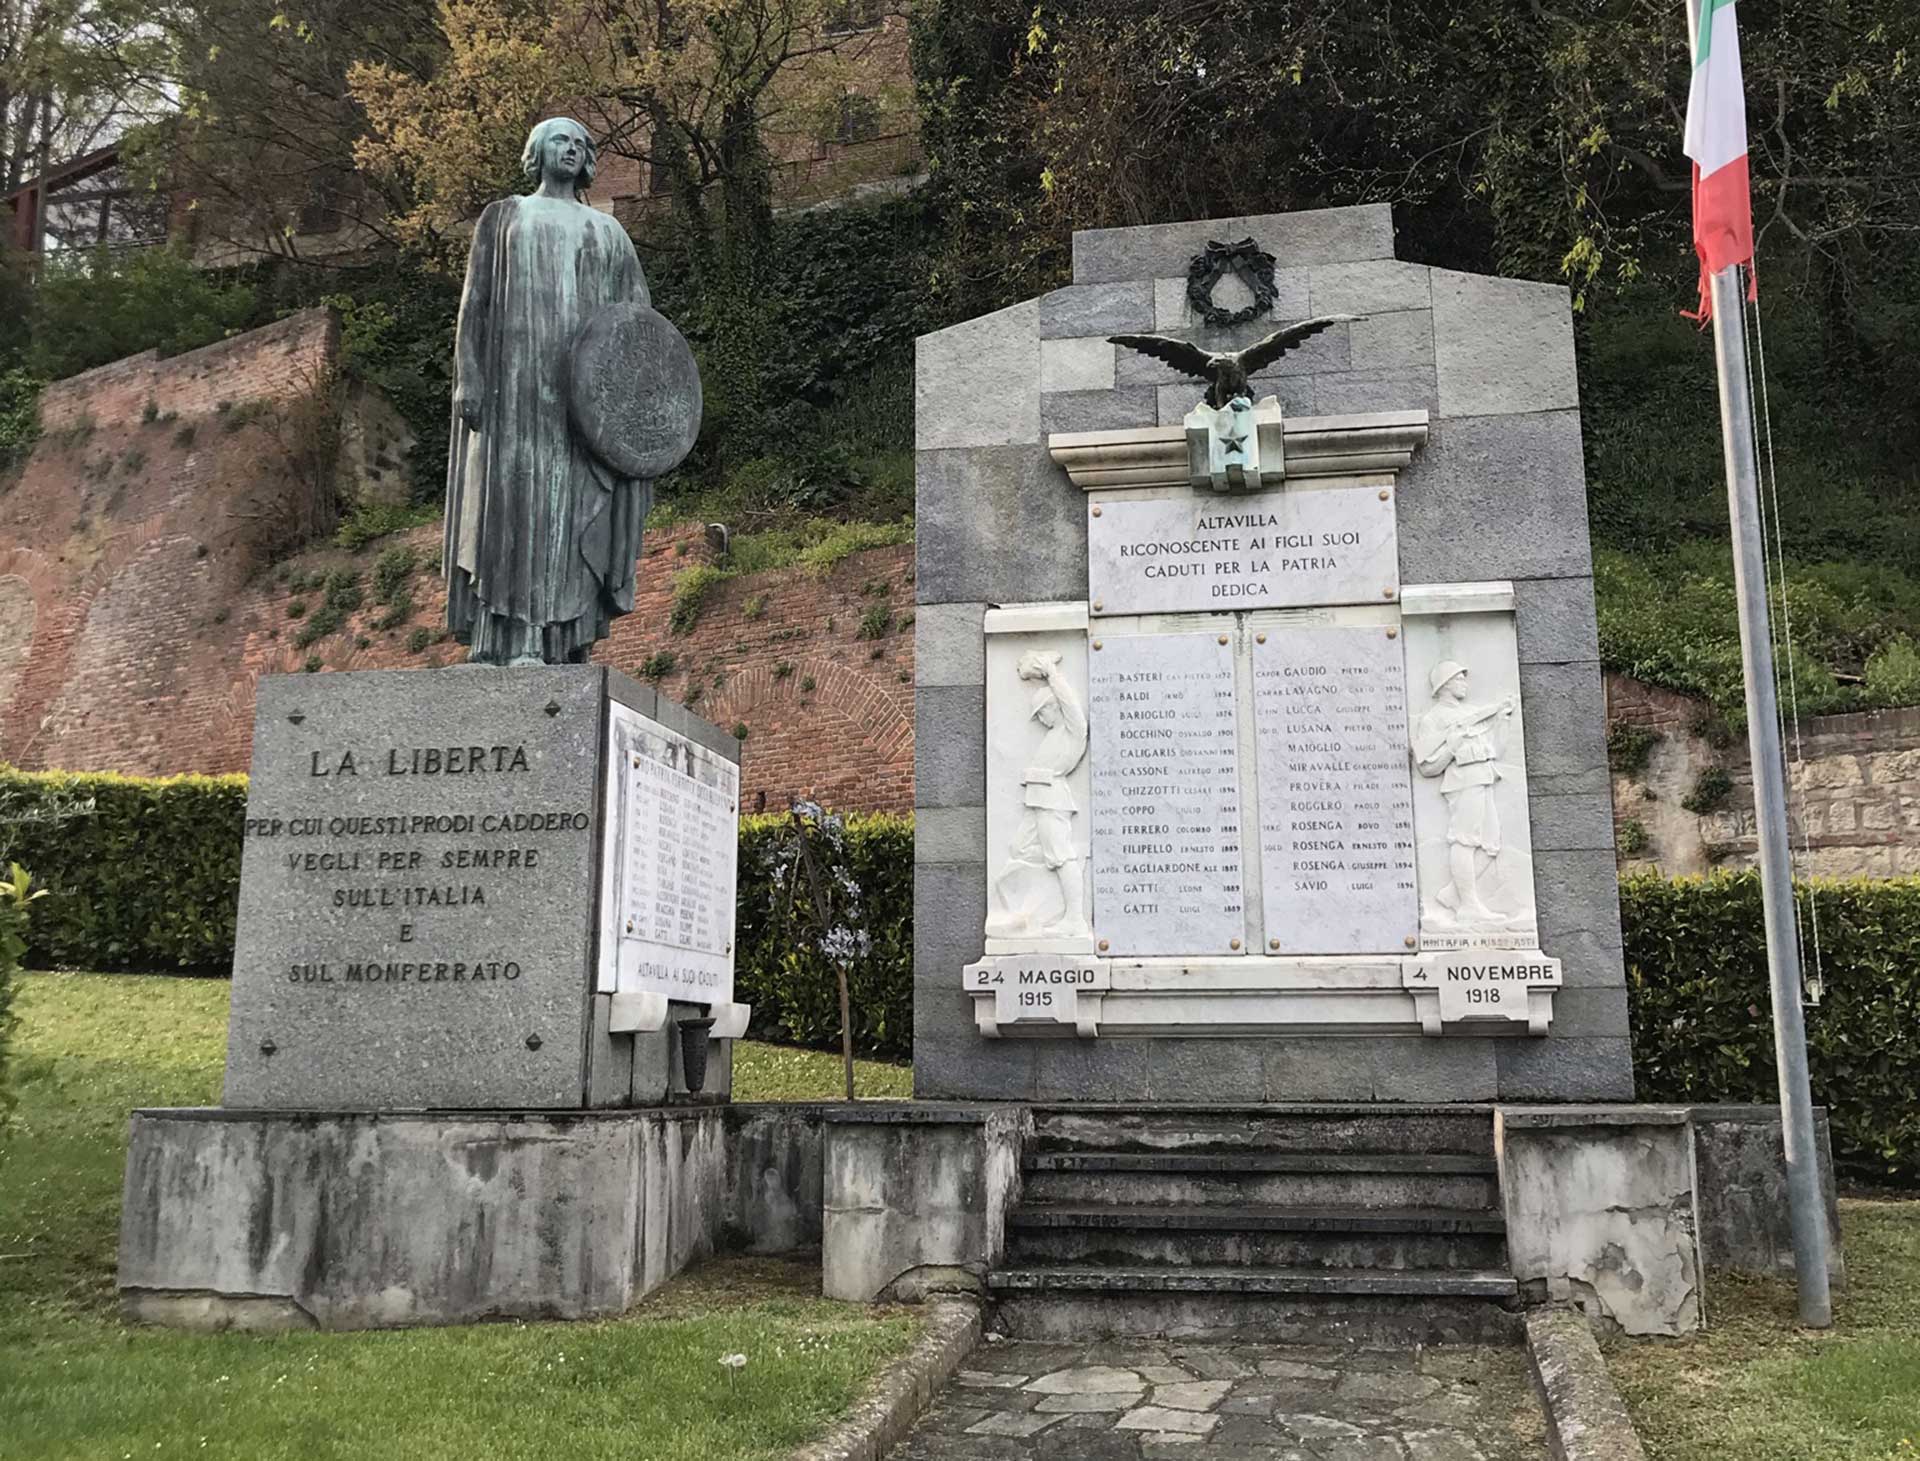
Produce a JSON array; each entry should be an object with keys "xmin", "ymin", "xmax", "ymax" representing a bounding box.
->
[
  {"xmin": 1524, "ymin": 1306, "xmax": 1648, "ymax": 1461},
  {"xmin": 788, "ymin": 1298, "xmax": 983, "ymax": 1461}
]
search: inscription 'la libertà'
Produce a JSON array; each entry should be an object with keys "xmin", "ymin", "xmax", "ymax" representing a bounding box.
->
[{"xmin": 310, "ymin": 744, "xmax": 532, "ymax": 778}]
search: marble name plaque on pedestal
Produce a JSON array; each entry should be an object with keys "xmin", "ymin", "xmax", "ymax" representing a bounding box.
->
[
  {"xmin": 1252, "ymin": 613, "xmax": 1418, "ymax": 954},
  {"xmin": 1087, "ymin": 631, "xmax": 1244, "ymax": 956},
  {"xmin": 1087, "ymin": 481, "xmax": 1398, "ymax": 617},
  {"xmin": 597, "ymin": 700, "xmax": 739, "ymax": 1003}
]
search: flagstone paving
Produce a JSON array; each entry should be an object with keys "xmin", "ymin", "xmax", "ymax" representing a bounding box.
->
[{"xmin": 888, "ymin": 1338, "xmax": 1548, "ymax": 1459}]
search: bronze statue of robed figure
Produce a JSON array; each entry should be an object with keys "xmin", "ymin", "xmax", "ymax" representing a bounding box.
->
[{"xmin": 445, "ymin": 116, "xmax": 703, "ymax": 666}]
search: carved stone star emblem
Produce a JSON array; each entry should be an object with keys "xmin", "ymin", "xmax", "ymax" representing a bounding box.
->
[{"xmin": 1221, "ymin": 424, "xmax": 1249, "ymax": 456}]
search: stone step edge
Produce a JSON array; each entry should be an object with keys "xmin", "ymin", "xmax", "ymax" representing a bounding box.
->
[
  {"xmin": 1024, "ymin": 1151, "xmax": 1498, "ymax": 1175},
  {"xmin": 986, "ymin": 1265, "xmax": 1520, "ymax": 1298},
  {"xmin": 1028, "ymin": 1103, "xmax": 1497, "ymax": 1116},
  {"xmin": 1006, "ymin": 1202, "xmax": 1507, "ymax": 1234},
  {"xmin": 1029, "ymin": 1141, "xmax": 1497, "ymax": 1160}
]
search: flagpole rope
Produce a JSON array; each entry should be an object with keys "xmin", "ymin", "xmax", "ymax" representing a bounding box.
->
[
  {"xmin": 1744, "ymin": 261, "xmax": 1826, "ymax": 1002},
  {"xmin": 1734, "ymin": 275, "xmax": 1804, "ymax": 983}
]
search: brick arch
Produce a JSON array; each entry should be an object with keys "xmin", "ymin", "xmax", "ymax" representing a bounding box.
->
[{"xmin": 704, "ymin": 656, "xmax": 913, "ymax": 814}]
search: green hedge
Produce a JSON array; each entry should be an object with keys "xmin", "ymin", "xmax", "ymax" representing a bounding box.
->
[
  {"xmin": 11, "ymin": 765, "xmax": 1920, "ymax": 1165},
  {"xmin": 735, "ymin": 814, "xmax": 913, "ymax": 1063},
  {"xmin": 0, "ymin": 770, "xmax": 915, "ymax": 1059},
  {"xmin": 0, "ymin": 771, "xmax": 246, "ymax": 972},
  {"xmin": 1624, "ymin": 870, "xmax": 1920, "ymax": 1185},
  {"xmin": 0, "ymin": 863, "xmax": 32, "ymax": 1121}
]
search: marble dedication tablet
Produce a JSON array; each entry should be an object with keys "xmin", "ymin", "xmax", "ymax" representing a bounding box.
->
[
  {"xmin": 1088, "ymin": 631, "xmax": 1244, "ymax": 956},
  {"xmin": 224, "ymin": 668, "xmax": 606, "ymax": 1110},
  {"xmin": 1252, "ymin": 616, "xmax": 1418, "ymax": 954},
  {"xmin": 1087, "ymin": 481, "xmax": 1398, "ymax": 617},
  {"xmin": 598, "ymin": 700, "xmax": 739, "ymax": 1003}
]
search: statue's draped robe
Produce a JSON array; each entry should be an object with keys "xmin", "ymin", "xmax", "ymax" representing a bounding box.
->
[{"xmin": 446, "ymin": 194, "xmax": 650, "ymax": 663}]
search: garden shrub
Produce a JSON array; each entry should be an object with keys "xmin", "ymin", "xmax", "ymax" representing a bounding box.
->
[
  {"xmin": 0, "ymin": 769, "xmax": 912, "ymax": 1056},
  {"xmin": 0, "ymin": 862, "xmax": 37, "ymax": 1123},
  {"xmin": 736, "ymin": 813, "xmax": 912, "ymax": 1061},
  {"xmin": 17, "ymin": 762, "xmax": 1918, "ymax": 1174},
  {"xmin": 0, "ymin": 770, "xmax": 245, "ymax": 971},
  {"xmin": 1624, "ymin": 870, "xmax": 1920, "ymax": 1185},
  {"xmin": 24, "ymin": 246, "xmax": 256, "ymax": 381}
]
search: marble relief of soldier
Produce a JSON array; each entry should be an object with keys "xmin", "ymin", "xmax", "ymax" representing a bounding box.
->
[
  {"xmin": 1412, "ymin": 660, "xmax": 1520, "ymax": 924},
  {"xmin": 986, "ymin": 650, "xmax": 1091, "ymax": 940},
  {"xmin": 445, "ymin": 116, "xmax": 701, "ymax": 665}
]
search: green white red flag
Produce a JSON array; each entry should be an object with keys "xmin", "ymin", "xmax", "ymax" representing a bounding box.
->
[{"xmin": 1683, "ymin": 0, "xmax": 1754, "ymax": 319}]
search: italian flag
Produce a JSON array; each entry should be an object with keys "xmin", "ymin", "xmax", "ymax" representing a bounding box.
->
[{"xmin": 1683, "ymin": 0, "xmax": 1754, "ymax": 319}]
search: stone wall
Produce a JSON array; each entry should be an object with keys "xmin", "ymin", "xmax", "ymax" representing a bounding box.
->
[
  {"xmin": 1607, "ymin": 672, "xmax": 1920, "ymax": 877},
  {"xmin": 1, "ymin": 309, "xmax": 913, "ymax": 810},
  {"xmin": 2, "ymin": 383, "xmax": 914, "ymax": 808},
  {"xmin": 0, "ymin": 311, "xmax": 346, "ymax": 772}
]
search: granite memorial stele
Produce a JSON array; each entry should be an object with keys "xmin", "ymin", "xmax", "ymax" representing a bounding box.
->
[
  {"xmin": 220, "ymin": 113, "xmax": 741, "ymax": 1112},
  {"xmin": 917, "ymin": 214, "xmax": 1619, "ymax": 1100},
  {"xmin": 118, "ymin": 116, "xmax": 751, "ymax": 1333}
]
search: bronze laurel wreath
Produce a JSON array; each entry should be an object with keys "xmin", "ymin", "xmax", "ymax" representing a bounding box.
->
[{"xmin": 1185, "ymin": 238, "xmax": 1279, "ymax": 329}]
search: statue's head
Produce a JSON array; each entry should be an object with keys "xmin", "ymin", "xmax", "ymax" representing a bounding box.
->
[
  {"xmin": 1429, "ymin": 660, "xmax": 1469, "ymax": 702},
  {"xmin": 522, "ymin": 116, "xmax": 596, "ymax": 198}
]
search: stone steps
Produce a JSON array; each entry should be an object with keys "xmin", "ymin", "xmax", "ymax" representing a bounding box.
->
[
  {"xmin": 1025, "ymin": 1149, "xmax": 1496, "ymax": 1173},
  {"xmin": 1021, "ymin": 1153, "xmax": 1500, "ymax": 1212},
  {"xmin": 1008, "ymin": 1201, "xmax": 1508, "ymax": 1232},
  {"xmin": 989, "ymin": 1288, "xmax": 1525, "ymax": 1346},
  {"xmin": 990, "ymin": 1264, "xmax": 1519, "ymax": 1298},
  {"xmin": 1003, "ymin": 1201, "xmax": 1509, "ymax": 1270},
  {"xmin": 1030, "ymin": 1104, "xmax": 1497, "ymax": 1157},
  {"xmin": 989, "ymin": 1106, "xmax": 1515, "ymax": 1342}
]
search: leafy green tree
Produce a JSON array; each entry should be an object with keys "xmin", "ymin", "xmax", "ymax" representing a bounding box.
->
[
  {"xmin": 25, "ymin": 244, "xmax": 254, "ymax": 378},
  {"xmin": 1, "ymin": 0, "xmax": 167, "ymax": 195},
  {"xmin": 910, "ymin": 0, "xmax": 1920, "ymax": 570},
  {"xmin": 139, "ymin": 0, "xmax": 442, "ymax": 259}
]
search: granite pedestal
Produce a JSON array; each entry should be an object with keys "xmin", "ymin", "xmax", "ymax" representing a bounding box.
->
[
  {"xmin": 224, "ymin": 665, "xmax": 740, "ymax": 1109},
  {"xmin": 122, "ymin": 664, "xmax": 750, "ymax": 1329}
]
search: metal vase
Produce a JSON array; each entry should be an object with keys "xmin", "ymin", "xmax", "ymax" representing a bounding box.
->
[{"xmin": 677, "ymin": 1017, "xmax": 716, "ymax": 1094}]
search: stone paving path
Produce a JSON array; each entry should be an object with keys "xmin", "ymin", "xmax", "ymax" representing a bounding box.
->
[{"xmin": 889, "ymin": 1338, "xmax": 1548, "ymax": 1460}]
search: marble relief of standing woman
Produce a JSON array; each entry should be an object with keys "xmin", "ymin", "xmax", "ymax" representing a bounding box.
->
[{"xmin": 445, "ymin": 116, "xmax": 653, "ymax": 665}]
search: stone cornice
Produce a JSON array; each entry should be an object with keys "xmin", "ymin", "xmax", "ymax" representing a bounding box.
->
[{"xmin": 1048, "ymin": 408, "xmax": 1431, "ymax": 492}]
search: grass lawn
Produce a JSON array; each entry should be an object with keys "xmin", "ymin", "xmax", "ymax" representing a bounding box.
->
[
  {"xmin": 1605, "ymin": 1199, "xmax": 1920, "ymax": 1459},
  {"xmin": 0, "ymin": 971, "xmax": 918, "ymax": 1460}
]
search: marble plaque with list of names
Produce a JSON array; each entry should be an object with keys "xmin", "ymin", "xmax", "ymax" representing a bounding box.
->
[
  {"xmin": 599, "ymin": 700, "xmax": 739, "ymax": 1003},
  {"xmin": 1088, "ymin": 631, "xmax": 1244, "ymax": 956},
  {"xmin": 1253, "ymin": 617, "xmax": 1418, "ymax": 954}
]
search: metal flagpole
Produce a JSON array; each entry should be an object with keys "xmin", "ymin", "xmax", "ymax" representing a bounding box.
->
[
  {"xmin": 1685, "ymin": 0, "xmax": 1833, "ymax": 1333},
  {"xmin": 1706, "ymin": 263, "xmax": 1833, "ymax": 1327}
]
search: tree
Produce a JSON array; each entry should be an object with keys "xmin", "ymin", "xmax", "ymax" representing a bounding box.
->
[
  {"xmin": 911, "ymin": 0, "xmax": 1920, "ymax": 312},
  {"xmin": 349, "ymin": 0, "xmax": 904, "ymax": 272},
  {"xmin": 146, "ymin": 0, "xmax": 444, "ymax": 259},
  {"xmin": 2, "ymin": 0, "xmax": 168, "ymax": 193},
  {"xmin": 755, "ymin": 799, "xmax": 870, "ymax": 1100}
]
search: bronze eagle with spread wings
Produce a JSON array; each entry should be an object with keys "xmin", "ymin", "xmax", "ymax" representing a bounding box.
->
[{"xmin": 1109, "ymin": 315, "xmax": 1361, "ymax": 409}]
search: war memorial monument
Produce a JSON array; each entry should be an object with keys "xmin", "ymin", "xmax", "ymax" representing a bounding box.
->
[{"xmin": 117, "ymin": 189, "xmax": 1836, "ymax": 1347}]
